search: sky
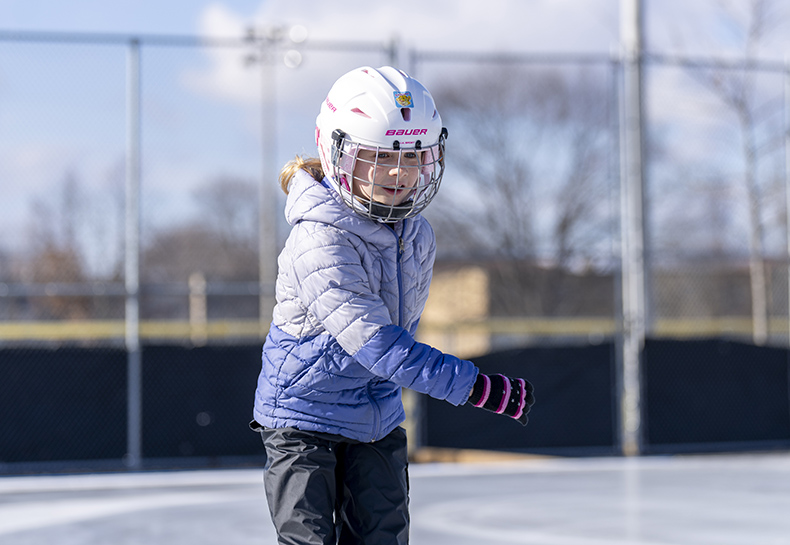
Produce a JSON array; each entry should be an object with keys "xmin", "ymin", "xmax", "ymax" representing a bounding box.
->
[
  {"xmin": 1, "ymin": 0, "xmax": 789, "ymax": 56},
  {"xmin": 3, "ymin": 0, "xmax": 790, "ymax": 265},
  {"xmin": 0, "ymin": 1, "xmax": 619, "ymax": 246},
  {"xmin": 0, "ymin": 0, "xmax": 618, "ymax": 52}
]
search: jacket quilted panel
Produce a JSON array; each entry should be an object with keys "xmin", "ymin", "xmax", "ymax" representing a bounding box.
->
[{"xmin": 253, "ymin": 170, "xmax": 477, "ymax": 442}]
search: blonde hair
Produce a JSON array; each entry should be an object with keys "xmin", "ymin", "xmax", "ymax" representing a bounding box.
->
[{"xmin": 279, "ymin": 156, "xmax": 324, "ymax": 194}]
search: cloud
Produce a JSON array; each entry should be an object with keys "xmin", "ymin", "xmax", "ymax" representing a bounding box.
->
[
  {"xmin": 179, "ymin": 4, "xmax": 258, "ymax": 103},
  {"xmin": 183, "ymin": 0, "xmax": 619, "ymax": 109},
  {"xmin": 242, "ymin": 0, "xmax": 617, "ymax": 52}
]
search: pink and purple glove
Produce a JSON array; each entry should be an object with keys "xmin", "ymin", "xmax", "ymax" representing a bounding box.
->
[{"xmin": 467, "ymin": 373, "xmax": 535, "ymax": 426}]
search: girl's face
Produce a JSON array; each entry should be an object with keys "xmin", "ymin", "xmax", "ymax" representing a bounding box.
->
[{"xmin": 352, "ymin": 149, "xmax": 422, "ymax": 207}]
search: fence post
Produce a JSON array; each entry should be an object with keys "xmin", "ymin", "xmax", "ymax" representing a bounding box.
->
[
  {"xmin": 189, "ymin": 272, "xmax": 208, "ymax": 346},
  {"xmin": 619, "ymin": 0, "xmax": 646, "ymax": 456},
  {"xmin": 785, "ymin": 60, "xmax": 790, "ymax": 346},
  {"xmin": 125, "ymin": 38, "xmax": 143, "ymax": 470}
]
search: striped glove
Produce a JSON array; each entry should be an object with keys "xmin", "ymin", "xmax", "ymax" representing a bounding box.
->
[{"xmin": 467, "ymin": 373, "xmax": 535, "ymax": 426}]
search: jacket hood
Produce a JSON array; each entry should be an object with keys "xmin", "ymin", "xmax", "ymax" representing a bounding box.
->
[{"xmin": 284, "ymin": 169, "xmax": 401, "ymax": 242}]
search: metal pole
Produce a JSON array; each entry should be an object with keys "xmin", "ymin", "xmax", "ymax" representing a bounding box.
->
[
  {"xmin": 611, "ymin": 50, "xmax": 626, "ymax": 454},
  {"xmin": 784, "ymin": 61, "xmax": 790, "ymax": 346},
  {"xmin": 259, "ymin": 39, "xmax": 278, "ymax": 336},
  {"xmin": 619, "ymin": 0, "xmax": 646, "ymax": 456},
  {"xmin": 125, "ymin": 38, "xmax": 142, "ymax": 470}
]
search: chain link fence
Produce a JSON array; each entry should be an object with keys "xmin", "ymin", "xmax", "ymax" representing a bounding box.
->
[
  {"xmin": 1, "ymin": 31, "xmax": 789, "ymax": 468},
  {"xmin": 0, "ymin": 31, "xmax": 397, "ymax": 344},
  {"xmin": 645, "ymin": 56, "xmax": 790, "ymax": 345}
]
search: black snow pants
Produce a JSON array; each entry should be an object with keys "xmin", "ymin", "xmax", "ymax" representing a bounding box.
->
[{"xmin": 256, "ymin": 425, "xmax": 410, "ymax": 545}]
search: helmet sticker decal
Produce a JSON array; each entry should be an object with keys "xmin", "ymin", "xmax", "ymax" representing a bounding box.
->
[{"xmin": 393, "ymin": 91, "xmax": 414, "ymax": 108}]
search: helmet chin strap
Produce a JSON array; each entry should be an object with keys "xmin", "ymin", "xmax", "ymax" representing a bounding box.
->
[
  {"xmin": 346, "ymin": 190, "xmax": 413, "ymax": 223},
  {"xmin": 367, "ymin": 200, "xmax": 413, "ymax": 223}
]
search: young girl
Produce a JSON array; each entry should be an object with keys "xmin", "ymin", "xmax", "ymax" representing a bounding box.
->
[{"xmin": 251, "ymin": 66, "xmax": 534, "ymax": 545}]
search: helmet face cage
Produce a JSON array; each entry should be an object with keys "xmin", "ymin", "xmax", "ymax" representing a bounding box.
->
[{"xmin": 328, "ymin": 129, "xmax": 447, "ymax": 222}]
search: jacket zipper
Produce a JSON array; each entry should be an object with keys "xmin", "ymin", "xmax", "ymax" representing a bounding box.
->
[
  {"xmin": 369, "ymin": 222, "xmax": 406, "ymax": 441},
  {"xmin": 385, "ymin": 222, "xmax": 406, "ymax": 328},
  {"xmin": 395, "ymin": 224, "xmax": 405, "ymax": 328}
]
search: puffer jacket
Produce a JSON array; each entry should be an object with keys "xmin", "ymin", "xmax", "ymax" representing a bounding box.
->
[{"xmin": 252, "ymin": 169, "xmax": 478, "ymax": 443}]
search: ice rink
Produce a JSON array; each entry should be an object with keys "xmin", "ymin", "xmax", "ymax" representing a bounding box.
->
[{"xmin": 1, "ymin": 452, "xmax": 789, "ymax": 545}]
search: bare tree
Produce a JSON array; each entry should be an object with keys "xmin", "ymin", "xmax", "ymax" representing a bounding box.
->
[
  {"xmin": 17, "ymin": 163, "xmax": 131, "ymax": 319},
  {"xmin": 685, "ymin": 0, "xmax": 787, "ymax": 344},
  {"xmin": 428, "ymin": 65, "xmax": 613, "ymax": 316},
  {"xmin": 143, "ymin": 223, "xmax": 257, "ymax": 283},
  {"xmin": 141, "ymin": 176, "xmax": 259, "ymax": 319},
  {"xmin": 191, "ymin": 176, "xmax": 258, "ymax": 248},
  {"xmin": 144, "ymin": 176, "xmax": 258, "ymax": 282},
  {"xmin": 25, "ymin": 171, "xmax": 92, "ymax": 319}
]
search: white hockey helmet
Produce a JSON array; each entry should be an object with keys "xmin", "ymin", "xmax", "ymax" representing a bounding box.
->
[{"xmin": 316, "ymin": 66, "xmax": 448, "ymax": 222}]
